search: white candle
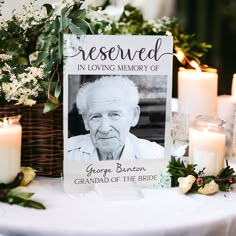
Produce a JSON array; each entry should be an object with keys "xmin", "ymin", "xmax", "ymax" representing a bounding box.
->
[
  {"xmin": 178, "ymin": 68, "xmax": 218, "ymax": 117},
  {"xmin": 231, "ymin": 74, "xmax": 236, "ymax": 96},
  {"xmin": 217, "ymin": 74, "xmax": 236, "ymax": 159},
  {"xmin": 189, "ymin": 126, "xmax": 225, "ymax": 176},
  {"xmin": 0, "ymin": 116, "xmax": 22, "ymax": 184}
]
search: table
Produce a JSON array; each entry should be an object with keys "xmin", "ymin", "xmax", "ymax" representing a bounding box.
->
[{"xmin": 1, "ymin": 174, "xmax": 236, "ymax": 236}]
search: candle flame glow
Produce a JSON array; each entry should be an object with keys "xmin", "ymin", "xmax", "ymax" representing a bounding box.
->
[
  {"xmin": 175, "ymin": 49, "xmax": 186, "ymax": 64},
  {"xmin": 175, "ymin": 48, "xmax": 201, "ymax": 72},
  {"xmin": 190, "ymin": 60, "xmax": 201, "ymax": 72}
]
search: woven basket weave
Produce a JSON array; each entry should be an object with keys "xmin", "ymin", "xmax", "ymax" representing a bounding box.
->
[{"xmin": 0, "ymin": 102, "xmax": 63, "ymax": 177}]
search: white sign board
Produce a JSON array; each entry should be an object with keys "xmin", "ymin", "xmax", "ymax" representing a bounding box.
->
[{"xmin": 63, "ymin": 35, "xmax": 173, "ymax": 193}]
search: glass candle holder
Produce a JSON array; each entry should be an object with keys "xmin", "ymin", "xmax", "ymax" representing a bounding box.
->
[
  {"xmin": 0, "ymin": 115, "xmax": 22, "ymax": 184},
  {"xmin": 171, "ymin": 112, "xmax": 190, "ymax": 142},
  {"xmin": 189, "ymin": 115, "xmax": 225, "ymax": 176}
]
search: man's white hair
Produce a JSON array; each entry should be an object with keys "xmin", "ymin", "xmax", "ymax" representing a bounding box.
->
[{"xmin": 76, "ymin": 76, "xmax": 139, "ymax": 115}]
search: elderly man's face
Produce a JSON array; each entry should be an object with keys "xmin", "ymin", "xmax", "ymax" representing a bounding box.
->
[{"xmin": 83, "ymin": 85, "xmax": 140, "ymax": 154}]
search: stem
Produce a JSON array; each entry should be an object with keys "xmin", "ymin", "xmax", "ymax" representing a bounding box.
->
[
  {"xmin": 0, "ymin": 189, "xmax": 9, "ymax": 201},
  {"xmin": 170, "ymin": 166, "xmax": 197, "ymax": 177}
]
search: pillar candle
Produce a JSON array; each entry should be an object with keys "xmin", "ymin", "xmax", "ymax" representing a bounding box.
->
[
  {"xmin": 189, "ymin": 118, "xmax": 225, "ymax": 176},
  {"xmin": 178, "ymin": 67, "xmax": 218, "ymax": 117},
  {"xmin": 217, "ymin": 74, "xmax": 236, "ymax": 159},
  {"xmin": 231, "ymin": 74, "xmax": 236, "ymax": 96},
  {"xmin": 0, "ymin": 116, "xmax": 22, "ymax": 184}
]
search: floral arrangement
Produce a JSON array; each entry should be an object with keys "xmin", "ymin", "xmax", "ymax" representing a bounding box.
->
[
  {"xmin": 0, "ymin": 0, "xmax": 90, "ymax": 112},
  {"xmin": 168, "ymin": 157, "xmax": 236, "ymax": 195},
  {"xmin": 0, "ymin": 0, "xmax": 211, "ymax": 112}
]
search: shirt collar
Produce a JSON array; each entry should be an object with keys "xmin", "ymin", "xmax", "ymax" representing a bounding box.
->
[{"xmin": 68, "ymin": 133, "xmax": 140, "ymax": 160}]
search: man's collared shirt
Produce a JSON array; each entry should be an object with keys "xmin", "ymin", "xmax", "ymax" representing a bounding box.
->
[{"xmin": 67, "ymin": 133, "xmax": 164, "ymax": 161}]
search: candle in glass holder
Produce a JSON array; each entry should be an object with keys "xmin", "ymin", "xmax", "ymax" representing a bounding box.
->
[
  {"xmin": 189, "ymin": 115, "xmax": 225, "ymax": 176},
  {"xmin": 178, "ymin": 67, "xmax": 218, "ymax": 117},
  {"xmin": 0, "ymin": 115, "xmax": 22, "ymax": 184}
]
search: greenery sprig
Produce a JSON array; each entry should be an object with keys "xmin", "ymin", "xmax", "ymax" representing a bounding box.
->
[
  {"xmin": 168, "ymin": 156, "xmax": 236, "ymax": 194},
  {"xmin": 0, "ymin": 169, "xmax": 45, "ymax": 210},
  {"xmin": 87, "ymin": 4, "xmax": 212, "ymax": 63}
]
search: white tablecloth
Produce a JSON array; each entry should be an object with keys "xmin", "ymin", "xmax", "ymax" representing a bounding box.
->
[{"xmin": 1, "ymin": 175, "xmax": 236, "ymax": 236}]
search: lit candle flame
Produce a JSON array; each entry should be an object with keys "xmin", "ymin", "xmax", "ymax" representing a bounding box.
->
[
  {"xmin": 175, "ymin": 49, "xmax": 186, "ymax": 64},
  {"xmin": 189, "ymin": 60, "xmax": 201, "ymax": 72},
  {"xmin": 175, "ymin": 48, "xmax": 201, "ymax": 72}
]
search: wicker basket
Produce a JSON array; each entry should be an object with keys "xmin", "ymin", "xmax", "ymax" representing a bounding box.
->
[{"xmin": 0, "ymin": 102, "xmax": 63, "ymax": 177}]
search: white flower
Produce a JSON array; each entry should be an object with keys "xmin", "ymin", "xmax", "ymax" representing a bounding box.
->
[
  {"xmin": 104, "ymin": 24, "xmax": 112, "ymax": 32},
  {"xmin": 0, "ymin": 20, "xmax": 8, "ymax": 30},
  {"xmin": 14, "ymin": 4, "xmax": 48, "ymax": 31},
  {"xmin": 1, "ymin": 64, "xmax": 45, "ymax": 106},
  {"xmin": 0, "ymin": 54, "xmax": 12, "ymax": 62},
  {"xmin": 198, "ymin": 180, "xmax": 219, "ymax": 195},
  {"xmin": 87, "ymin": 9, "xmax": 114, "ymax": 22},
  {"xmin": 97, "ymin": 29, "xmax": 103, "ymax": 34},
  {"xmin": 52, "ymin": 0, "xmax": 75, "ymax": 16},
  {"xmin": 17, "ymin": 98, "xmax": 36, "ymax": 106},
  {"xmin": 2, "ymin": 63, "xmax": 13, "ymax": 73},
  {"xmin": 81, "ymin": 0, "xmax": 106, "ymax": 9},
  {"xmin": 29, "ymin": 51, "xmax": 39, "ymax": 64},
  {"xmin": 178, "ymin": 175, "xmax": 196, "ymax": 194}
]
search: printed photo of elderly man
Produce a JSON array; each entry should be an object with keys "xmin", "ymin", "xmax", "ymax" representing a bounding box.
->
[{"xmin": 67, "ymin": 75, "xmax": 166, "ymax": 161}]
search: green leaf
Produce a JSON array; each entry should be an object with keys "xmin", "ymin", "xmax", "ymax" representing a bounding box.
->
[
  {"xmin": 7, "ymin": 195, "xmax": 46, "ymax": 209},
  {"xmin": 50, "ymin": 51, "xmax": 61, "ymax": 64},
  {"xmin": 43, "ymin": 4, "xmax": 53, "ymax": 15},
  {"xmin": 44, "ymin": 21, "xmax": 54, "ymax": 33},
  {"xmin": 167, "ymin": 156, "xmax": 197, "ymax": 187},
  {"xmin": 18, "ymin": 199, "xmax": 46, "ymax": 210},
  {"xmin": 60, "ymin": 16, "xmax": 70, "ymax": 32},
  {"xmin": 29, "ymin": 51, "xmax": 49, "ymax": 66},
  {"xmin": 85, "ymin": 20, "xmax": 95, "ymax": 34},
  {"xmin": 43, "ymin": 100, "xmax": 59, "ymax": 113},
  {"xmin": 54, "ymin": 81, "xmax": 62, "ymax": 98},
  {"xmin": 36, "ymin": 34, "xmax": 59, "ymax": 52},
  {"xmin": 202, "ymin": 176, "xmax": 215, "ymax": 187},
  {"xmin": 61, "ymin": 5, "xmax": 69, "ymax": 17},
  {"xmin": 58, "ymin": 32, "xmax": 63, "ymax": 64},
  {"xmin": 69, "ymin": 8, "xmax": 86, "ymax": 20},
  {"xmin": 53, "ymin": 17, "xmax": 61, "ymax": 34},
  {"xmin": 69, "ymin": 21, "xmax": 87, "ymax": 35},
  {"xmin": 58, "ymin": 6, "xmax": 70, "ymax": 32},
  {"xmin": 6, "ymin": 188, "xmax": 46, "ymax": 210},
  {"xmin": 8, "ymin": 188, "xmax": 34, "ymax": 200}
]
